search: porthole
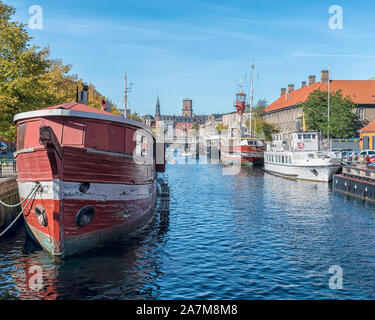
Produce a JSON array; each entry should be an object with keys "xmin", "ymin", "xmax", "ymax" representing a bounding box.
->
[
  {"xmin": 75, "ymin": 206, "xmax": 95, "ymax": 227},
  {"xmin": 35, "ymin": 205, "xmax": 47, "ymax": 227},
  {"xmin": 79, "ymin": 182, "xmax": 90, "ymax": 193}
]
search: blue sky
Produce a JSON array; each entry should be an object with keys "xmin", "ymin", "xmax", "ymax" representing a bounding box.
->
[{"xmin": 7, "ymin": 0, "xmax": 375, "ymax": 115}]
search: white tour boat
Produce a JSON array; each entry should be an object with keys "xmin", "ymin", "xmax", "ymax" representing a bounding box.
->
[{"xmin": 264, "ymin": 131, "xmax": 341, "ymax": 182}]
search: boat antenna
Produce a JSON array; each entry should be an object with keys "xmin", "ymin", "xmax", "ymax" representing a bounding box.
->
[
  {"xmin": 124, "ymin": 70, "xmax": 135, "ymax": 118},
  {"xmin": 249, "ymin": 60, "xmax": 254, "ymax": 137},
  {"xmin": 124, "ymin": 70, "xmax": 127, "ymax": 118},
  {"xmin": 327, "ymin": 65, "xmax": 331, "ymax": 151}
]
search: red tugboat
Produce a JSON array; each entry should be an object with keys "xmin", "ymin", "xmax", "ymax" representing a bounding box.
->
[
  {"xmin": 220, "ymin": 67, "xmax": 265, "ymax": 166},
  {"xmin": 14, "ymin": 102, "xmax": 164, "ymax": 258}
]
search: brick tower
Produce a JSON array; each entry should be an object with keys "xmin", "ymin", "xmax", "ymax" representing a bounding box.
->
[{"xmin": 182, "ymin": 98, "xmax": 193, "ymax": 117}]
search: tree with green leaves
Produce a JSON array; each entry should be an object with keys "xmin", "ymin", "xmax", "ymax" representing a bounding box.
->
[
  {"xmin": 252, "ymin": 99, "xmax": 267, "ymax": 119},
  {"xmin": 302, "ymin": 90, "xmax": 359, "ymax": 138},
  {"xmin": 246, "ymin": 118, "xmax": 278, "ymax": 141},
  {"xmin": 255, "ymin": 120, "xmax": 279, "ymax": 141}
]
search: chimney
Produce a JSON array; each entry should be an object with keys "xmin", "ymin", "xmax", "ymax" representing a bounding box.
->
[
  {"xmin": 308, "ymin": 75, "xmax": 316, "ymax": 86},
  {"xmin": 288, "ymin": 84, "xmax": 294, "ymax": 94},
  {"xmin": 78, "ymin": 84, "xmax": 89, "ymax": 105},
  {"xmin": 321, "ymin": 70, "xmax": 329, "ymax": 83},
  {"xmin": 281, "ymin": 88, "xmax": 286, "ymax": 96},
  {"xmin": 301, "ymin": 81, "xmax": 306, "ymax": 88}
]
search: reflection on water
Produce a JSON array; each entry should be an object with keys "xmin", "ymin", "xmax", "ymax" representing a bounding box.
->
[{"xmin": 2, "ymin": 161, "xmax": 375, "ymax": 299}]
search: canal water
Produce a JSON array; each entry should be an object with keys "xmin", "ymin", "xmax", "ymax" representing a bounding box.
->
[{"xmin": 1, "ymin": 154, "xmax": 375, "ymax": 299}]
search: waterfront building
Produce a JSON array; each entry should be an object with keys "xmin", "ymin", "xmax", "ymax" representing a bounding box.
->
[
  {"xmin": 199, "ymin": 114, "xmax": 223, "ymax": 137},
  {"xmin": 154, "ymin": 97, "xmax": 208, "ymax": 138},
  {"xmin": 222, "ymin": 111, "xmax": 251, "ymax": 129},
  {"xmin": 359, "ymin": 120, "xmax": 375, "ymax": 150},
  {"xmin": 141, "ymin": 114, "xmax": 154, "ymax": 127},
  {"xmin": 264, "ymin": 70, "xmax": 375, "ymax": 134}
]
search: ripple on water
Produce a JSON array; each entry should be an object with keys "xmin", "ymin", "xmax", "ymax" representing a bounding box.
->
[{"xmin": 1, "ymin": 164, "xmax": 375, "ymax": 299}]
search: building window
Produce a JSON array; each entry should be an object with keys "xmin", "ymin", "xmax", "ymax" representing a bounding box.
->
[{"xmin": 358, "ymin": 108, "xmax": 364, "ymax": 121}]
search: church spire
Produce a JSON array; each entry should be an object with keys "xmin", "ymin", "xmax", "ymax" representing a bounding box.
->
[{"xmin": 155, "ymin": 95, "xmax": 160, "ymax": 117}]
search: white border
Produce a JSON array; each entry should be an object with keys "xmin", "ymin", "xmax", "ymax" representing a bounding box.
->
[
  {"xmin": 18, "ymin": 180, "xmax": 156, "ymax": 201},
  {"xmin": 13, "ymin": 108, "xmax": 154, "ymax": 137}
]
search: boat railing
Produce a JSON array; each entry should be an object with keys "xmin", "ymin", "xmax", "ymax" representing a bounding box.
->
[{"xmin": 342, "ymin": 165, "xmax": 375, "ymax": 181}]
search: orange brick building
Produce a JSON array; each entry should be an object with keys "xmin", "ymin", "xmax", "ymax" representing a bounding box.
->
[{"xmin": 264, "ymin": 70, "xmax": 375, "ymax": 134}]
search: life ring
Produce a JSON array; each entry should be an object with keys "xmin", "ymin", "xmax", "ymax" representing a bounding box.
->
[{"xmin": 297, "ymin": 142, "xmax": 305, "ymax": 149}]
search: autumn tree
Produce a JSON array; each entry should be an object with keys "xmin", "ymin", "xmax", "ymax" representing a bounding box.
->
[
  {"xmin": 216, "ymin": 123, "xmax": 228, "ymax": 134},
  {"xmin": 0, "ymin": 1, "xmax": 120, "ymax": 140},
  {"xmin": 0, "ymin": 2, "xmax": 51, "ymax": 139},
  {"xmin": 129, "ymin": 112, "xmax": 142, "ymax": 122}
]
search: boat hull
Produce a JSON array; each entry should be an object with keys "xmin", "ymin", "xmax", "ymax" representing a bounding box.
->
[
  {"xmin": 19, "ymin": 180, "xmax": 157, "ymax": 258},
  {"xmin": 264, "ymin": 162, "xmax": 340, "ymax": 182},
  {"xmin": 221, "ymin": 152, "xmax": 263, "ymax": 166},
  {"xmin": 333, "ymin": 173, "xmax": 375, "ymax": 203},
  {"xmin": 14, "ymin": 109, "xmax": 159, "ymax": 258}
]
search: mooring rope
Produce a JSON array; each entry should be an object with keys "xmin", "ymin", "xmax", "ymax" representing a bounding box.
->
[
  {"xmin": 0, "ymin": 182, "xmax": 40, "ymax": 238},
  {"xmin": 0, "ymin": 185, "xmax": 37, "ymax": 208}
]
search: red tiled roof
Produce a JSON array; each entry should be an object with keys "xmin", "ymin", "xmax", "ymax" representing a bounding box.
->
[
  {"xmin": 41, "ymin": 102, "xmax": 115, "ymax": 116},
  {"xmin": 359, "ymin": 120, "xmax": 375, "ymax": 133},
  {"xmin": 265, "ymin": 80, "xmax": 375, "ymax": 113}
]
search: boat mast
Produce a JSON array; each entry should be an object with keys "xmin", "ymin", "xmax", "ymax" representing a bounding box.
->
[
  {"xmin": 238, "ymin": 76, "xmax": 244, "ymax": 139},
  {"xmin": 249, "ymin": 61, "xmax": 254, "ymax": 137}
]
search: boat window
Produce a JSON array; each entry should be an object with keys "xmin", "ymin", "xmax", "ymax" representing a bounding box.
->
[
  {"xmin": 368, "ymin": 151, "xmax": 375, "ymax": 155},
  {"xmin": 17, "ymin": 123, "xmax": 27, "ymax": 150},
  {"xmin": 141, "ymin": 136, "xmax": 147, "ymax": 157},
  {"xmin": 125, "ymin": 128, "xmax": 136, "ymax": 154},
  {"xmin": 308, "ymin": 153, "xmax": 315, "ymax": 159},
  {"xmin": 303, "ymin": 134, "xmax": 311, "ymax": 139},
  {"xmin": 282, "ymin": 156, "xmax": 285, "ymax": 164},
  {"xmin": 312, "ymin": 134, "xmax": 316, "ymax": 139},
  {"xmin": 289, "ymin": 156, "xmax": 292, "ymax": 163},
  {"xmin": 23, "ymin": 121, "xmax": 42, "ymax": 148},
  {"xmin": 63, "ymin": 120, "xmax": 84, "ymax": 145},
  {"xmin": 298, "ymin": 134, "xmax": 302, "ymax": 140},
  {"xmin": 85, "ymin": 122, "xmax": 125, "ymax": 153},
  {"xmin": 135, "ymin": 132, "xmax": 151, "ymax": 158}
]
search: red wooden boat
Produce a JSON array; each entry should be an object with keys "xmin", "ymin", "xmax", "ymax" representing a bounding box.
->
[{"xmin": 14, "ymin": 102, "xmax": 164, "ymax": 258}]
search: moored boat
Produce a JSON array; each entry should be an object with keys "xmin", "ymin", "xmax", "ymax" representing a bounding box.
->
[
  {"xmin": 221, "ymin": 137, "xmax": 265, "ymax": 166},
  {"xmin": 264, "ymin": 131, "xmax": 341, "ymax": 182},
  {"xmin": 14, "ymin": 102, "xmax": 164, "ymax": 258},
  {"xmin": 220, "ymin": 85, "xmax": 265, "ymax": 166},
  {"xmin": 333, "ymin": 164, "xmax": 375, "ymax": 202}
]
